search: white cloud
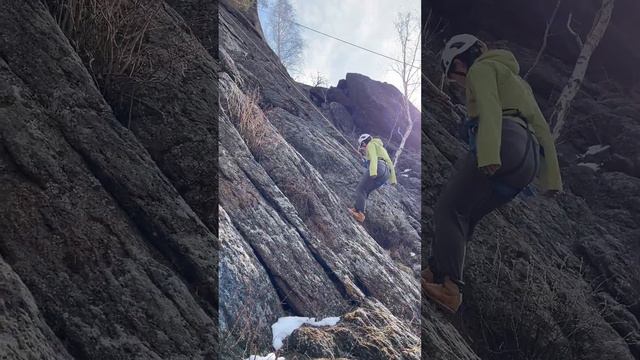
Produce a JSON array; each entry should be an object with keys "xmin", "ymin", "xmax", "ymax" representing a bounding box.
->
[{"xmin": 261, "ymin": 0, "xmax": 421, "ymax": 108}]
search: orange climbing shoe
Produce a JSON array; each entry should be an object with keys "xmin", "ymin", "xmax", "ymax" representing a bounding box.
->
[
  {"xmin": 348, "ymin": 208, "xmax": 365, "ymax": 223},
  {"xmin": 423, "ymin": 277, "xmax": 462, "ymax": 314},
  {"xmin": 422, "ymin": 267, "xmax": 435, "ymax": 283}
]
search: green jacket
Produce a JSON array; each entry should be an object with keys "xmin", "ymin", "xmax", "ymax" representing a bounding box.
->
[
  {"xmin": 365, "ymin": 138, "xmax": 397, "ymax": 185},
  {"xmin": 465, "ymin": 49, "xmax": 563, "ymax": 191}
]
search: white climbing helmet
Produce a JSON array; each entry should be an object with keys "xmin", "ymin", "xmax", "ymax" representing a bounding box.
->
[
  {"xmin": 358, "ymin": 133, "xmax": 372, "ymax": 147},
  {"xmin": 441, "ymin": 34, "xmax": 481, "ymax": 75}
]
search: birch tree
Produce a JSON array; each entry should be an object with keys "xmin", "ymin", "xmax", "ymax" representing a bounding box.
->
[
  {"xmin": 391, "ymin": 12, "xmax": 421, "ymax": 167},
  {"xmin": 550, "ymin": 0, "xmax": 615, "ymax": 139},
  {"xmin": 264, "ymin": 0, "xmax": 304, "ymax": 71}
]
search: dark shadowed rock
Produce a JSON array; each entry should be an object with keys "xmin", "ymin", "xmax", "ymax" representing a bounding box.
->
[
  {"xmin": 427, "ymin": 0, "xmax": 640, "ymax": 88},
  {"xmin": 328, "ymin": 102, "xmax": 356, "ymax": 135},
  {"xmin": 423, "ymin": 3, "xmax": 640, "ymax": 358},
  {"xmin": 327, "ymin": 73, "xmax": 421, "ymax": 152},
  {"xmin": 1, "ymin": 0, "xmax": 217, "ymax": 358}
]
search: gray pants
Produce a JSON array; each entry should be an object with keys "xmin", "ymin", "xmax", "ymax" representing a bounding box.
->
[
  {"xmin": 355, "ymin": 160, "xmax": 389, "ymax": 212},
  {"xmin": 430, "ymin": 117, "xmax": 540, "ymax": 285}
]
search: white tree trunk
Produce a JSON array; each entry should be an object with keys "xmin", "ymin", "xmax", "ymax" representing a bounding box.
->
[
  {"xmin": 391, "ymin": 12, "xmax": 420, "ymax": 168},
  {"xmin": 393, "ymin": 97, "xmax": 413, "ymax": 167},
  {"xmin": 551, "ymin": 0, "xmax": 615, "ymax": 139}
]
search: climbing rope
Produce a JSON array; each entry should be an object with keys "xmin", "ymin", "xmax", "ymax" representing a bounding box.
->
[
  {"xmin": 227, "ymin": 8, "xmax": 362, "ymax": 155},
  {"xmin": 290, "ymin": 20, "xmax": 420, "ymax": 70},
  {"xmin": 290, "ymin": 18, "xmax": 451, "ymax": 106}
]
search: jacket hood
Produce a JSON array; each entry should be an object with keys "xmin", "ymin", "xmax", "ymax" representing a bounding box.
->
[
  {"xmin": 475, "ymin": 49, "xmax": 520, "ymax": 74},
  {"xmin": 370, "ymin": 137, "xmax": 384, "ymax": 147}
]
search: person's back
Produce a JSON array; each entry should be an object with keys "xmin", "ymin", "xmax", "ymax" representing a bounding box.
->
[
  {"xmin": 465, "ymin": 49, "xmax": 562, "ymax": 191},
  {"xmin": 364, "ymin": 138, "xmax": 397, "ymax": 185}
]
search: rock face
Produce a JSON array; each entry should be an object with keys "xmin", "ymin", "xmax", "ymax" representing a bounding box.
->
[
  {"xmin": 1, "ymin": 0, "xmax": 218, "ymax": 358},
  {"xmin": 423, "ymin": 2, "xmax": 640, "ymax": 359},
  {"xmin": 218, "ymin": 1, "xmax": 424, "ymax": 357},
  {"xmin": 3, "ymin": 0, "xmax": 637, "ymax": 359},
  {"xmin": 1, "ymin": 0, "xmax": 426, "ymax": 359},
  {"xmin": 0, "ymin": 1, "xmax": 217, "ymax": 359},
  {"xmin": 325, "ymin": 73, "xmax": 422, "ymax": 153}
]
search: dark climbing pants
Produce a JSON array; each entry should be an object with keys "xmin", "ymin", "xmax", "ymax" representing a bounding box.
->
[
  {"xmin": 430, "ymin": 117, "xmax": 540, "ymax": 284},
  {"xmin": 355, "ymin": 160, "xmax": 389, "ymax": 212}
]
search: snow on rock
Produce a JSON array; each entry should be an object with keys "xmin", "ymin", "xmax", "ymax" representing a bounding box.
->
[
  {"xmin": 578, "ymin": 162, "xmax": 601, "ymax": 171},
  {"xmin": 245, "ymin": 354, "xmax": 285, "ymax": 360},
  {"xmin": 272, "ymin": 316, "xmax": 341, "ymax": 350},
  {"xmin": 578, "ymin": 144, "xmax": 610, "ymax": 158}
]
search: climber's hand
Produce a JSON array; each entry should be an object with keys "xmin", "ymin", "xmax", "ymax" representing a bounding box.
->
[{"xmin": 479, "ymin": 164, "xmax": 500, "ymax": 176}]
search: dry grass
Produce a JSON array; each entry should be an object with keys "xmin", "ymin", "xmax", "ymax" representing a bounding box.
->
[
  {"xmin": 46, "ymin": 0, "xmax": 200, "ymax": 128},
  {"xmin": 230, "ymin": 0, "xmax": 256, "ymax": 11},
  {"xmin": 224, "ymin": 80, "xmax": 282, "ymax": 156},
  {"xmin": 279, "ymin": 179, "xmax": 313, "ymax": 220},
  {"xmin": 475, "ymin": 257, "xmax": 616, "ymax": 360},
  {"xmin": 219, "ymin": 282, "xmax": 276, "ymax": 358},
  {"xmin": 49, "ymin": 0, "xmax": 161, "ymax": 88}
]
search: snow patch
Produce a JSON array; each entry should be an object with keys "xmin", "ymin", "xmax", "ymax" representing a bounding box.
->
[
  {"xmin": 410, "ymin": 252, "xmax": 416, "ymax": 257},
  {"xmin": 401, "ymin": 168, "xmax": 412, "ymax": 174},
  {"xmin": 578, "ymin": 144, "xmax": 610, "ymax": 158},
  {"xmin": 578, "ymin": 162, "xmax": 601, "ymax": 171},
  {"xmin": 585, "ymin": 144, "xmax": 610, "ymax": 155},
  {"xmin": 272, "ymin": 316, "xmax": 340, "ymax": 350},
  {"xmin": 245, "ymin": 354, "xmax": 284, "ymax": 360}
]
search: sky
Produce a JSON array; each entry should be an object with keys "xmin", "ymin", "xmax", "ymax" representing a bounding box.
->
[{"xmin": 258, "ymin": 0, "xmax": 421, "ymax": 108}]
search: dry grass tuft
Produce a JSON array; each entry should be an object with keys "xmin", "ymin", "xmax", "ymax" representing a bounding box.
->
[
  {"xmin": 475, "ymin": 258, "xmax": 616, "ymax": 360},
  {"xmin": 224, "ymin": 80, "xmax": 282, "ymax": 156},
  {"xmin": 230, "ymin": 0, "xmax": 256, "ymax": 12},
  {"xmin": 49, "ymin": 0, "xmax": 161, "ymax": 88},
  {"xmin": 219, "ymin": 282, "xmax": 275, "ymax": 358}
]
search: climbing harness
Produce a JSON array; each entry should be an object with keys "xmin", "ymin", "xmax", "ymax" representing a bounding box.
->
[{"xmin": 463, "ymin": 109, "xmax": 542, "ymax": 200}]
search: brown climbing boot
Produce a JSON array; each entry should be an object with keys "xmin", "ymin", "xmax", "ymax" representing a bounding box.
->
[
  {"xmin": 422, "ymin": 267, "xmax": 435, "ymax": 283},
  {"xmin": 421, "ymin": 268, "xmax": 435, "ymax": 295},
  {"xmin": 423, "ymin": 277, "xmax": 462, "ymax": 314},
  {"xmin": 348, "ymin": 208, "xmax": 365, "ymax": 223}
]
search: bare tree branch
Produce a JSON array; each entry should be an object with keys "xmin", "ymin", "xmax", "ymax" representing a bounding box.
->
[
  {"xmin": 524, "ymin": 0, "xmax": 563, "ymax": 79},
  {"xmin": 264, "ymin": 0, "xmax": 304, "ymax": 71},
  {"xmin": 551, "ymin": 0, "xmax": 615, "ymax": 139},
  {"xmin": 566, "ymin": 13, "xmax": 585, "ymax": 49},
  {"xmin": 310, "ymin": 71, "xmax": 328, "ymax": 87}
]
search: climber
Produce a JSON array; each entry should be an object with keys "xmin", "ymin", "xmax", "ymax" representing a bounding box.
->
[
  {"xmin": 348, "ymin": 134, "xmax": 397, "ymax": 223},
  {"xmin": 423, "ymin": 34, "xmax": 563, "ymax": 313}
]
